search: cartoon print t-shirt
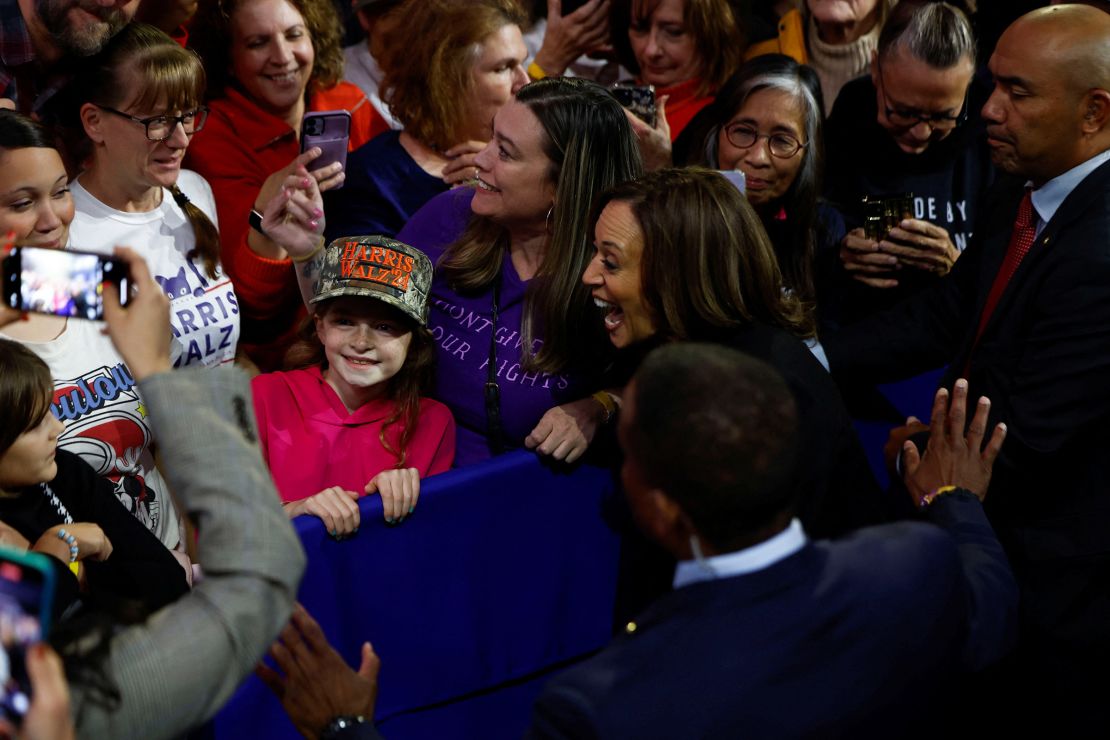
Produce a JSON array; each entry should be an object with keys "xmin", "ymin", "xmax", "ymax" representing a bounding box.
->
[
  {"xmin": 14, "ymin": 320, "xmax": 183, "ymax": 550},
  {"xmin": 69, "ymin": 169, "xmax": 240, "ymax": 368}
]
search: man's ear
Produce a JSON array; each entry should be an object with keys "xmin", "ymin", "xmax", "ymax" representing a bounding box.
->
[
  {"xmin": 646, "ymin": 488, "xmax": 698, "ymax": 554},
  {"xmin": 1081, "ymin": 88, "xmax": 1110, "ymax": 135},
  {"xmin": 79, "ymin": 103, "xmax": 106, "ymax": 144}
]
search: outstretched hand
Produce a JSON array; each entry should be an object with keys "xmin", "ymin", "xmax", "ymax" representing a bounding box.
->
[
  {"xmin": 256, "ymin": 603, "xmax": 379, "ymax": 740},
  {"xmin": 902, "ymin": 379, "xmax": 1007, "ymax": 505}
]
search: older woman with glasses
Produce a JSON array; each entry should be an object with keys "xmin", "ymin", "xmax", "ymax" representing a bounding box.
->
[
  {"xmin": 680, "ymin": 54, "xmax": 839, "ymax": 337},
  {"xmin": 69, "ymin": 23, "xmax": 241, "ymax": 371}
]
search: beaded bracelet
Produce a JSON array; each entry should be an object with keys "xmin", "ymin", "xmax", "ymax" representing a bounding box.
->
[{"xmin": 56, "ymin": 528, "xmax": 79, "ymax": 562}]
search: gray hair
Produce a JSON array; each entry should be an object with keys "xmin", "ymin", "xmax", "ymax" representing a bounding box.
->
[
  {"xmin": 708, "ymin": 68, "xmax": 823, "ymax": 207},
  {"xmin": 878, "ymin": 1, "xmax": 977, "ymax": 69}
]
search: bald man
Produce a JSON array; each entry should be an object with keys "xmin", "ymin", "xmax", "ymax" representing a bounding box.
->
[{"xmin": 825, "ymin": 5, "xmax": 1110, "ymax": 729}]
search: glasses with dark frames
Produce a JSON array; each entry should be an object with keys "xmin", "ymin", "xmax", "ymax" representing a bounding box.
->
[
  {"xmin": 876, "ymin": 60, "xmax": 970, "ymax": 130},
  {"xmin": 96, "ymin": 105, "xmax": 209, "ymax": 141},
  {"xmin": 724, "ymin": 123, "xmax": 807, "ymax": 159}
]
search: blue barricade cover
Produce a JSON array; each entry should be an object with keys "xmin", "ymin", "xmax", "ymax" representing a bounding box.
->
[{"xmin": 214, "ymin": 450, "xmax": 621, "ymax": 738}]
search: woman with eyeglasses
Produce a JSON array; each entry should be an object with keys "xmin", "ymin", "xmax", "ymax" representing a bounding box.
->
[
  {"xmin": 68, "ymin": 23, "xmax": 241, "ymax": 369},
  {"xmin": 679, "ymin": 54, "xmax": 838, "ymax": 338}
]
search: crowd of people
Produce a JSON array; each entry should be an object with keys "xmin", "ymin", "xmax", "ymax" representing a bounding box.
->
[{"xmin": 0, "ymin": 0, "xmax": 1108, "ymax": 736}]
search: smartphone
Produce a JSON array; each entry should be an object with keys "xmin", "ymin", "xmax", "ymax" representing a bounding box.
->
[
  {"xmin": 861, "ymin": 193, "xmax": 914, "ymax": 242},
  {"xmin": 0, "ymin": 548, "xmax": 55, "ymax": 725},
  {"xmin": 301, "ymin": 110, "xmax": 351, "ymax": 187},
  {"xmin": 3, "ymin": 246, "xmax": 129, "ymax": 320},
  {"xmin": 716, "ymin": 169, "xmax": 746, "ymax": 194},
  {"xmin": 610, "ymin": 84, "xmax": 656, "ymax": 128}
]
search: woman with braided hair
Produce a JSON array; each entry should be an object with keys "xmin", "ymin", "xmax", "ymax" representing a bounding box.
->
[{"xmin": 68, "ymin": 23, "xmax": 242, "ymax": 369}]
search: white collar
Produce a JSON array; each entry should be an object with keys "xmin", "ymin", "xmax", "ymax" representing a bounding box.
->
[{"xmin": 673, "ymin": 518, "xmax": 807, "ymax": 589}]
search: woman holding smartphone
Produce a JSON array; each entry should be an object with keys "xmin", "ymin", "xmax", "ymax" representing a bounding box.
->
[{"xmin": 187, "ymin": 0, "xmax": 382, "ymax": 370}]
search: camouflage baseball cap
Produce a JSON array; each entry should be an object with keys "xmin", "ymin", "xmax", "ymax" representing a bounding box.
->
[{"xmin": 311, "ymin": 235, "xmax": 433, "ymax": 326}]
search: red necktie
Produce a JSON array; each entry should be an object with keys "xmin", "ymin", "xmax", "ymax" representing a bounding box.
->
[{"xmin": 972, "ymin": 188, "xmax": 1037, "ymax": 346}]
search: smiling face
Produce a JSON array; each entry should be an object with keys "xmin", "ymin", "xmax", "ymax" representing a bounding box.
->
[
  {"xmin": 315, "ymin": 297, "xmax": 413, "ymax": 412},
  {"xmin": 717, "ymin": 87, "xmax": 807, "ymax": 208},
  {"xmin": 628, "ymin": 0, "xmax": 701, "ymax": 89},
  {"xmin": 872, "ymin": 48, "xmax": 974, "ymax": 155},
  {"xmin": 0, "ymin": 408, "xmax": 64, "ymax": 489},
  {"xmin": 0, "ymin": 147, "xmax": 73, "ymax": 250},
  {"xmin": 471, "ymin": 100, "xmax": 557, "ymax": 233},
  {"xmin": 459, "ymin": 23, "xmax": 529, "ymax": 143},
  {"xmin": 582, "ymin": 200, "xmax": 656, "ymax": 349},
  {"xmin": 229, "ymin": 0, "xmax": 315, "ymax": 120}
]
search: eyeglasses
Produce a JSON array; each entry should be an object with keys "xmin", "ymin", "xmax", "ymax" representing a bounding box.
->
[
  {"xmin": 723, "ymin": 124, "xmax": 806, "ymax": 159},
  {"xmin": 876, "ymin": 60, "xmax": 969, "ymax": 130},
  {"xmin": 96, "ymin": 105, "xmax": 209, "ymax": 141}
]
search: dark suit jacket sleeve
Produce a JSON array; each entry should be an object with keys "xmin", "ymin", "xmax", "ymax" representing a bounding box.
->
[{"xmin": 925, "ymin": 490, "xmax": 1019, "ymax": 670}]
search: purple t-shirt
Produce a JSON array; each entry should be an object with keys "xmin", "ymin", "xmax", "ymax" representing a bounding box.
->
[{"xmin": 399, "ymin": 189, "xmax": 594, "ymax": 466}]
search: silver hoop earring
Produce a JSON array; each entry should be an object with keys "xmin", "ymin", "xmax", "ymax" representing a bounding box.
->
[{"xmin": 545, "ymin": 204, "xmax": 554, "ymax": 233}]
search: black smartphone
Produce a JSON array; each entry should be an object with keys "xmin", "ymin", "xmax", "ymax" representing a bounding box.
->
[
  {"xmin": 0, "ymin": 548, "xmax": 55, "ymax": 725},
  {"xmin": 610, "ymin": 84, "xmax": 656, "ymax": 128},
  {"xmin": 301, "ymin": 110, "xmax": 351, "ymax": 187},
  {"xmin": 3, "ymin": 246, "xmax": 130, "ymax": 320}
]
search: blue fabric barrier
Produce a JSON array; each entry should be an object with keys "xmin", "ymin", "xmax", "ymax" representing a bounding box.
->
[
  {"xmin": 213, "ymin": 450, "xmax": 621, "ymax": 739},
  {"xmin": 854, "ymin": 368, "xmax": 947, "ymax": 488}
]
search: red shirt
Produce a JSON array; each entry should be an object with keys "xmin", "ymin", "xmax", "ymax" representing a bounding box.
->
[
  {"xmin": 185, "ymin": 82, "xmax": 388, "ymax": 370},
  {"xmin": 655, "ymin": 77, "xmax": 714, "ymax": 141},
  {"xmin": 251, "ymin": 366, "xmax": 456, "ymax": 503}
]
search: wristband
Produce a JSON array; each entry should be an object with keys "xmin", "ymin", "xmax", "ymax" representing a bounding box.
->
[
  {"xmin": 527, "ymin": 61, "xmax": 548, "ymax": 80},
  {"xmin": 249, "ymin": 208, "xmax": 267, "ymax": 237},
  {"xmin": 592, "ymin": 391, "xmax": 617, "ymax": 425},
  {"xmin": 919, "ymin": 484, "xmax": 960, "ymax": 509},
  {"xmin": 290, "ymin": 235, "xmax": 326, "ymax": 263},
  {"xmin": 321, "ymin": 715, "xmax": 367, "ymax": 740}
]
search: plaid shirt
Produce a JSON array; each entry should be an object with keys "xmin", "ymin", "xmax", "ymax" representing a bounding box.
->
[{"xmin": 0, "ymin": 0, "xmax": 68, "ymax": 115}]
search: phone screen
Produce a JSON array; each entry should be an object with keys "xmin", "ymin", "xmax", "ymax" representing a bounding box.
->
[
  {"xmin": 3, "ymin": 247, "xmax": 129, "ymax": 320},
  {"xmin": 0, "ymin": 553, "xmax": 53, "ymax": 724},
  {"xmin": 609, "ymin": 84, "xmax": 657, "ymax": 128}
]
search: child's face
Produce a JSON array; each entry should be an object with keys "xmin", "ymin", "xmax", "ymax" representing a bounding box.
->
[
  {"xmin": 315, "ymin": 297, "xmax": 414, "ymax": 410},
  {"xmin": 0, "ymin": 409, "xmax": 64, "ymax": 489}
]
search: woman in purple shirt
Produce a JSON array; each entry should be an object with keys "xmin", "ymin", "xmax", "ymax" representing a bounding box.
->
[{"xmin": 398, "ymin": 78, "xmax": 643, "ymax": 466}]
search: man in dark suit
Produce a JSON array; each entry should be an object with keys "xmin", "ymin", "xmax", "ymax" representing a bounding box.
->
[
  {"xmin": 824, "ymin": 4, "xmax": 1110, "ymax": 728},
  {"xmin": 528, "ymin": 343, "xmax": 1015, "ymax": 739}
]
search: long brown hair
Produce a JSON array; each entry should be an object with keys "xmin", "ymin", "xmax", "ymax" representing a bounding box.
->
[
  {"xmin": 612, "ymin": 0, "xmax": 744, "ymax": 95},
  {"xmin": 439, "ymin": 78, "xmax": 643, "ymax": 373},
  {"xmin": 78, "ymin": 24, "xmax": 221, "ymax": 280},
  {"xmin": 594, "ymin": 168, "xmax": 814, "ymax": 341},
  {"xmin": 283, "ymin": 300, "xmax": 437, "ymax": 467}
]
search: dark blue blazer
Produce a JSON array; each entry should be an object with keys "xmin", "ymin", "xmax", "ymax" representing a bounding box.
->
[{"xmin": 528, "ymin": 493, "xmax": 1017, "ymax": 739}]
